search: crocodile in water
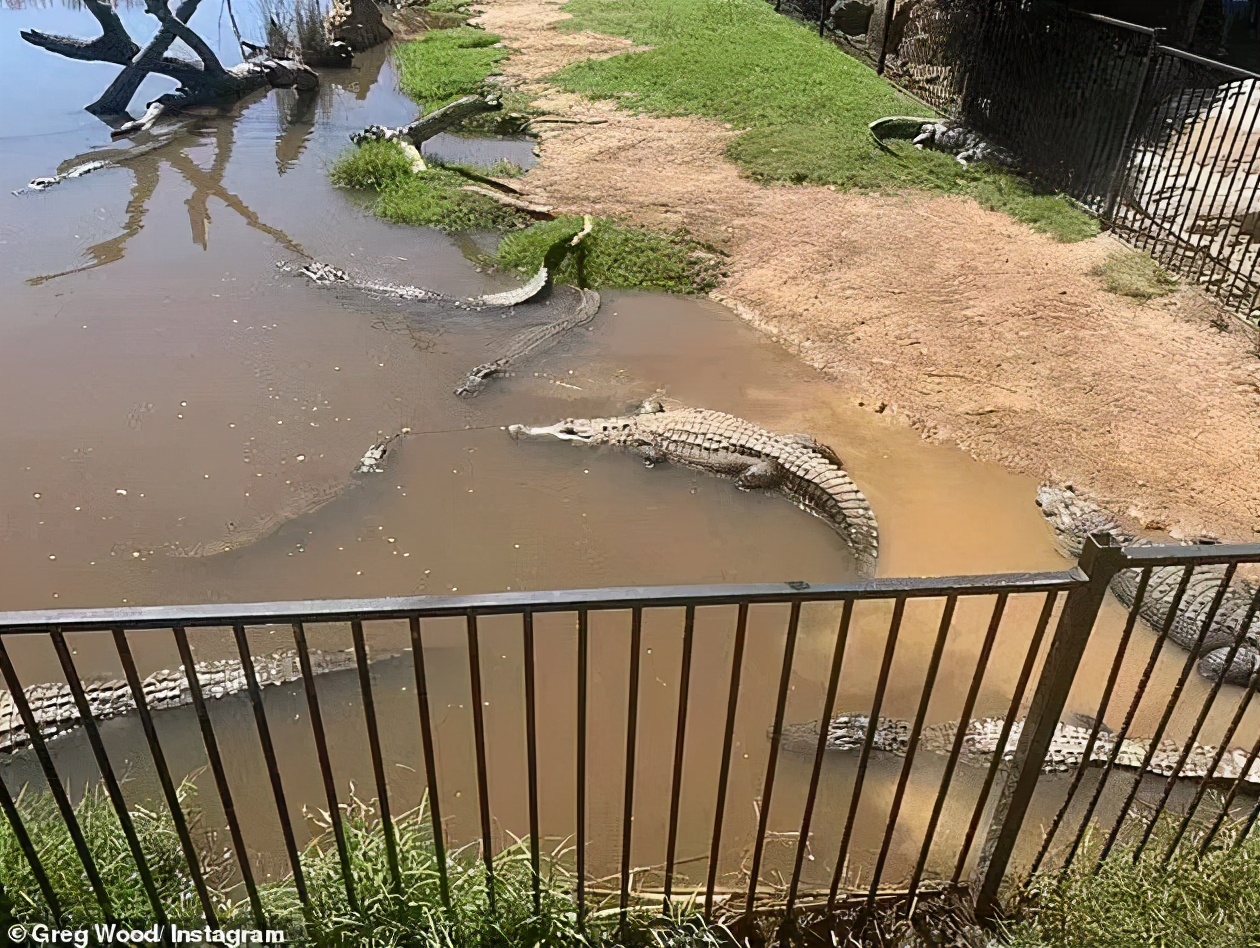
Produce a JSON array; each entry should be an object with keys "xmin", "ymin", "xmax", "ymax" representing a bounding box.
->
[
  {"xmin": 776, "ymin": 714, "xmax": 1260, "ymax": 786},
  {"xmin": 508, "ymin": 398, "xmax": 879, "ymax": 575},
  {"xmin": 1036, "ymin": 484, "xmax": 1260, "ymax": 685},
  {"xmin": 0, "ymin": 648, "xmax": 385, "ymax": 755}
]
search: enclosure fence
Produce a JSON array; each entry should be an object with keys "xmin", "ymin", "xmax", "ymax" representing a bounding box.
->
[
  {"xmin": 777, "ymin": 0, "xmax": 1260, "ymax": 323},
  {"xmin": 1, "ymin": 535, "xmax": 1259, "ymax": 928}
]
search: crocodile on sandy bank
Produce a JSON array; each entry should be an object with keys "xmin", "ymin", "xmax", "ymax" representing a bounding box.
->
[
  {"xmin": 776, "ymin": 713, "xmax": 1260, "ymax": 787},
  {"xmin": 508, "ymin": 398, "xmax": 879, "ymax": 575},
  {"xmin": 1036, "ymin": 484, "xmax": 1260, "ymax": 685},
  {"xmin": 0, "ymin": 648, "xmax": 383, "ymax": 755}
]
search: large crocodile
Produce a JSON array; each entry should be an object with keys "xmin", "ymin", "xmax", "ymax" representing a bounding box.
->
[
  {"xmin": 776, "ymin": 714, "xmax": 1260, "ymax": 787},
  {"xmin": 1036, "ymin": 484, "xmax": 1260, "ymax": 685},
  {"xmin": 0, "ymin": 648, "xmax": 382, "ymax": 755},
  {"xmin": 508, "ymin": 398, "xmax": 879, "ymax": 575}
]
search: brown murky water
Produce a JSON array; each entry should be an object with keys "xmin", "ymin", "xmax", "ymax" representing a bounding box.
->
[{"xmin": 1, "ymin": 0, "xmax": 1256, "ymax": 900}]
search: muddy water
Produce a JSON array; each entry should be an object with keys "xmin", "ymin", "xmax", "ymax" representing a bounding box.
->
[{"xmin": 1, "ymin": 0, "xmax": 1257, "ymax": 900}]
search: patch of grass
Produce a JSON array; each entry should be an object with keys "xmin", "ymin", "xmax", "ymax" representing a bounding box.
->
[
  {"xmin": 1003, "ymin": 811, "xmax": 1260, "ymax": 948},
  {"xmin": 0, "ymin": 782, "xmax": 247, "ymax": 927},
  {"xmin": 1090, "ymin": 249, "xmax": 1178, "ymax": 300},
  {"xmin": 967, "ymin": 173, "xmax": 1101, "ymax": 242},
  {"xmin": 330, "ymin": 140, "xmax": 529, "ymax": 232},
  {"xmin": 393, "ymin": 26, "xmax": 509, "ymax": 108},
  {"xmin": 495, "ymin": 216, "xmax": 721, "ymax": 293},
  {"xmin": 554, "ymin": 0, "xmax": 1097, "ymax": 241}
]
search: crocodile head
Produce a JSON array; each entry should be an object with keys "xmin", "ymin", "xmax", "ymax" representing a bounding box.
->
[
  {"xmin": 1035, "ymin": 483, "xmax": 1123, "ymax": 559},
  {"xmin": 507, "ymin": 414, "xmax": 642, "ymax": 446}
]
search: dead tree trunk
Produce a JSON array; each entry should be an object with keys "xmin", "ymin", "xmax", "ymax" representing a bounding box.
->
[{"xmin": 21, "ymin": 0, "xmax": 318, "ymax": 129}]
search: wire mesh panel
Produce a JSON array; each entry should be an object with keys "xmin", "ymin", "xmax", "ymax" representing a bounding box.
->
[{"xmin": 1112, "ymin": 48, "xmax": 1260, "ymax": 318}]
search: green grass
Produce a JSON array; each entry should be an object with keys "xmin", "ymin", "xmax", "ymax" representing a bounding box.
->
[
  {"xmin": 495, "ymin": 216, "xmax": 721, "ymax": 293},
  {"xmin": 393, "ymin": 26, "xmax": 509, "ymax": 108},
  {"xmin": 553, "ymin": 0, "xmax": 1098, "ymax": 241},
  {"xmin": 0, "ymin": 782, "xmax": 248, "ymax": 928},
  {"xmin": 1002, "ymin": 812, "xmax": 1260, "ymax": 948},
  {"xmin": 1090, "ymin": 249, "xmax": 1178, "ymax": 300},
  {"xmin": 330, "ymin": 140, "xmax": 529, "ymax": 232},
  {"xmin": 1, "ymin": 787, "xmax": 727, "ymax": 947}
]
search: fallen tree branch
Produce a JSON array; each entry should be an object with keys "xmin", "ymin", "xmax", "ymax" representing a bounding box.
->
[
  {"xmin": 459, "ymin": 186, "xmax": 554, "ymax": 219},
  {"xmin": 352, "ymin": 95, "xmax": 502, "ymax": 151}
]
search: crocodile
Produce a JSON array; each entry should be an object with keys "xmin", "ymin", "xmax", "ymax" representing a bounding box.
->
[
  {"xmin": 1036, "ymin": 484, "xmax": 1260, "ymax": 685},
  {"xmin": 508, "ymin": 398, "xmax": 879, "ymax": 575},
  {"xmin": 776, "ymin": 714, "xmax": 1260, "ymax": 786},
  {"xmin": 455, "ymin": 288, "xmax": 600, "ymax": 396},
  {"xmin": 0, "ymin": 648, "xmax": 385, "ymax": 755}
]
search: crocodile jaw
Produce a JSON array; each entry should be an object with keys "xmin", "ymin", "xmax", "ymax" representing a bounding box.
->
[{"xmin": 508, "ymin": 421, "xmax": 600, "ymax": 443}]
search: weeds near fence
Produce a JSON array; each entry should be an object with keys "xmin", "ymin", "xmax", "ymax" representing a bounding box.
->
[
  {"xmin": 1004, "ymin": 809, "xmax": 1260, "ymax": 948},
  {"xmin": 554, "ymin": 0, "xmax": 1097, "ymax": 241},
  {"xmin": 0, "ymin": 785, "xmax": 730, "ymax": 947},
  {"xmin": 1090, "ymin": 250, "xmax": 1178, "ymax": 301},
  {"xmin": 0, "ymin": 780, "xmax": 247, "ymax": 927}
]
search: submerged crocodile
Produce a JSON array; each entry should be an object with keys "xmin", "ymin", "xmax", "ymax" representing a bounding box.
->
[
  {"xmin": 508, "ymin": 398, "xmax": 879, "ymax": 575},
  {"xmin": 1036, "ymin": 484, "xmax": 1260, "ymax": 685},
  {"xmin": 455, "ymin": 288, "xmax": 600, "ymax": 396},
  {"xmin": 0, "ymin": 649, "xmax": 382, "ymax": 755},
  {"xmin": 777, "ymin": 714, "xmax": 1260, "ymax": 787}
]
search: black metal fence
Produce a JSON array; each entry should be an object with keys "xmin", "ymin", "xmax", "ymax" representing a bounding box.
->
[
  {"xmin": 781, "ymin": 0, "xmax": 1260, "ymax": 322},
  {"xmin": 1, "ymin": 537, "xmax": 1260, "ymax": 929}
]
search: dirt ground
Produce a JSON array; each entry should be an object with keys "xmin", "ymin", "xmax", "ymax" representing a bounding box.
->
[{"xmin": 475, "ymin": 0, "xmax": 1260, "ymax": 542}]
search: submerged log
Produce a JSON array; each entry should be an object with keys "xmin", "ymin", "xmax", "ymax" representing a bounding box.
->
[{"xmin": 351, "ymin": 94, "xmax": 502, "ymax": 150}]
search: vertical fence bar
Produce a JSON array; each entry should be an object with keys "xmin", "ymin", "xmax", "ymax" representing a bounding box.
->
[
  {"xmin": 466, "ymin": 611, "xmax": 496, "ymax": 911},
  {"xmin": 663, "ymin": 605, "xmax": 696, "ymax": 904},
  {"xmin": 1104, "ymin": 29, "xmax": 1160, "ymax": 219},
  {"xmin": 47, "ymin": 629, "xmax": 168, "ymax": 928},
  {"xmin": 1027, "ymin": 569, "xmax": 1152, "ymax": 876},
  {"xmin": 617, "ymin": 607, "xmax": 645, "ymax": 927},
  {"xmin": 876, "ymin": 0, "xmax": 897, "ymax": 74},
  {"xmin": 0, "ymin": 638, "xmax": 112, "ymax": 920},
  {"xmin": 619, "ymin": 607, "xmax": 643, "ymax": 930},
  {"xmin": 172, "ymin": 626, "xmax": 272, "ymax": 921},
  {"xmin": 1061, "ymin": 563, "xmax": 1196, "ymax": 870},
  {"xmin": 974, "ymin": 535, "xmax": 1124, "ymax": 919},
  {"xmin": 785, "ymin": 600, "xmax": 853, "ymax": 917},
  {"xmin": 1167, "ymin": 587, "xmax": 1260, "ymax": 857},
  {"xmin": 408, "ymin": 616, "xmax": 450, "ymax": 909},
  {"xmin": 521, "ymin": 609, "xmax": 541, "ymax": 915},
  {"xmin": 349, "ymin": 619, "xmax": 400, "ymax": 890},
  {"xmin": 576, "ymin": 608, "xmax": 589, "ymax": 916},
  {"xmin": 1100, "ymin": 566, "xmax": 1239, "ymax": 865},
  {"xmin": 867, "ymin": 596, "xmax": 958, "ymax": 903},
  {"xmin": 0, "ymin": 764, "xmax": 62, "ymax": 922},
  {"xmin": 827, "ymin": 596, "xmax": 907, "ymax": 912},
  {"xmin": 704, "ymin": 602, "xmax": 748, "ymax": 920},
  {"xmin": 745, "ymin": 601, "xmax": 802, "ymax": 917},
  {"xmin": 111, "ymin": 627, "xmax": 218, "ymax": 927},
  {"xmin": 1186, "ymin": 83, "xmax": 1252, "ymax": 287},
  {"xmin": 944, "ymin": 591, "xmax": 1057, "ymax": 893},
  {"xmin": 1202, "ymin": 721, "xmax": 1260, "ymax": 852},
  {"xmin": 222, "ymin": 622, "xmax": 308, "ymax": 913},
  {"xmin": 290, "ymin": 620, "xmax": 357, "ymax": 911}
]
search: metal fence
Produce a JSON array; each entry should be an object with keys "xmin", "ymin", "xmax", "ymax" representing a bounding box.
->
[
  {"xmin": 0, "ymin": 537, "xmax": 1259, "ymax": 930},
  {"xmin": 781, "ymin": 0, "xmax": 1260, "ymax": 323}
]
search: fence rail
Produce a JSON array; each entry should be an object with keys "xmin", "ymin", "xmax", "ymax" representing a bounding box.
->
[
  {"xmin": 1, "ymin": 538, "xmax": 1260, "ymax": 930},
  {"xmin": 783, "ymin": 0, "xmax": 1260, "ymax": 323}
]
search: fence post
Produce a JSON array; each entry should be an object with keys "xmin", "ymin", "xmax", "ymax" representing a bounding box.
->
[
  {"xmin": 1103, "ymin": 28, "xmax": 1161, "ymax": 221},
  {"xmin": 876, "ymin": 0, "xmax": 897, "ymax": 74},
  {"xmin": 972, "ymin": 533, "xmax": 1125, "ymax": 921}
]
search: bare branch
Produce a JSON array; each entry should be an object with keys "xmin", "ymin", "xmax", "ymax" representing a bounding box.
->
[{"xmin": 143, "ymin": 0, "xmax": 227, "ymax": 77}]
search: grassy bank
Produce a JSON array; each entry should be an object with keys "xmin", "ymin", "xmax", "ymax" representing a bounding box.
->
[
  {"xmin": 0, "ymin": 788, "xmax": 726, "ymax": 947},
  {"xmin": 1002, "ymin": 815, "xmax": 1260, "ymax": 947},
  {"xmin": 554, "ymin": 0, "xmax": 1097, "ymax": 241}
]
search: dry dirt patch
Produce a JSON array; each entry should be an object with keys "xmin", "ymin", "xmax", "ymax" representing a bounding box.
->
[{"xmin": 476, "ymin": 0, "xmax": 1260, "ymax": 541}]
